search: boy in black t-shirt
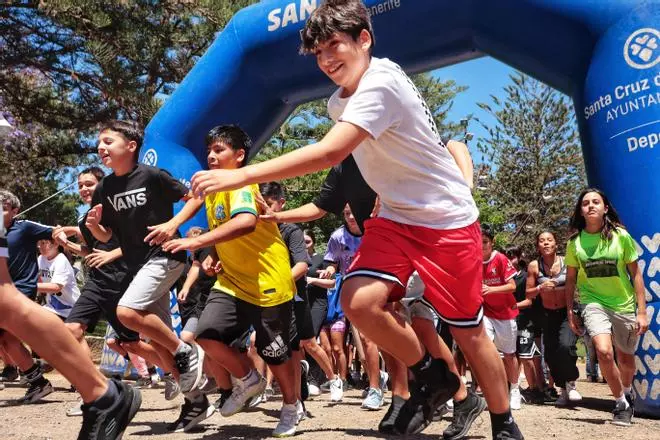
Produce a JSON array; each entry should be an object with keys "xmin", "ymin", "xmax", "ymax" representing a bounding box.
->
[{"xmin": 85, "ymin": 120, "xmax": 206, "ymax": 395}]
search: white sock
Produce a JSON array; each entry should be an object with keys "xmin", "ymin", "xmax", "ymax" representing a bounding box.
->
[
  {"xmin": 615, "ymin": 394, "xmax": 630, "ymax": 408},
  {"xmin": 510, "ymin": 382, "xmax": 519, "ymax": 390},
  {"xmin": 175, "ymin": 342, "xmax": 191, "ymax": 355}
]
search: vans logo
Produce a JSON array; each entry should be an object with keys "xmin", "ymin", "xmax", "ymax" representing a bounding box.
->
[{"xmin": 108, "ymin": 188, "xmax": 147, "ymax": 212}]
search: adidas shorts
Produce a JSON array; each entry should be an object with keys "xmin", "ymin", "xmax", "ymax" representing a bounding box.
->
[{"xmin": 196, "ymin": 289, "xmax": 294, "ymax": 365}]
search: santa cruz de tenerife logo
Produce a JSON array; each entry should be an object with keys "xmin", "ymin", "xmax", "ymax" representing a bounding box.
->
[
  {"xmin": 624, "ymin": 28, "xmax": 660, "ymax": 70},
  {"xmin": 142, "ymin": 148, "xmax": 158, "ymax": 166}
]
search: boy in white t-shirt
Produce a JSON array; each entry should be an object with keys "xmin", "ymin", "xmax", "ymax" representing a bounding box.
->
[
  {"xmin": 37, "ymin": 238, "xmax": 81, "ymax": 319},
  {"xmin": 189, "ymin": 1, "xmax": 521, "ymax": 438}
]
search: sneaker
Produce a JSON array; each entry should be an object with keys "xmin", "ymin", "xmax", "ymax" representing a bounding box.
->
[
  {"xmin": 555, "ymin": 388, "xmax": 572, "ymax": 407},
  {"xmin": 379, "ymin": 370, "xmax": 389, "ymax": 393},
  {"xmin": 264, "ymin": 385, "xmax": 275, "ymax": 399},
  {"xmin": 308, "ymin": 382, "xmax": 321, "ymax": 397},
  {"xmin": 67, "ymin": 397, "xmax": 84, "ymax": 417},
  {"xmin": 300, "ymin": 360, "xmax": 309, "ymax": 401},
  {"xmin": 361, "ymin": 387, "xmax": 384, "ymax": 410},
  {"xmin": 378, "ymin": 395, "xmax": 406, "ymax": 434},
  {"xmin": 361, "ymin": 386, "xmax": 369, "ymax": 399},
  {"xmin": 220, "ymin": 370, "xmax": 266, "ymax": 417},
  {"xmin": 0, "ymin": 365, "xmax": 19, "ymax": 382},
  {"xmin": 433, "ymin": 403, "xmax": 449, "ymax": 421},
  {"xmin": 199, "ymin": 376, "xmax": 217, "ymax": 395},
  {"xmin": 77, "ymin": 379, "xmax": 142, "ymax": 440},
  {"xmin": 273, "ymin": 403, "xmax": 298, "ymax": 437},
  {"xmin": 167, "ymin": 395, "xmax": 216, "ymax": 433},
  {"xmin": 213, "ymin": 389, "xmax": 233, "ymax": 410},
  {"xmin": 329, "ymin": 376, "xmax": 344, "ymax": 402},
  {"xmin": 566, "ymin": 381, "xmax": 582, "ymax": 402},
  {"xmin": 246, "ymin": 393, "xmax": 262, "ymax": 409},
  {"xmin": 544, "ymin": 386, "xmax": 558, "ymax": 403},
  {"xmin": 163, "ymin": 374, "xmax": 181, "ymax": 401},
  {"xmin": 20, "ymin": 378, "xmax": 54, "ymax": 404},
  {"xmin": 134, "ymin": 377, "xmax": 154, "ymax": 389},
  {"xmin": 0, "ymin": 382, "xmax": 4, "ymax": 390},
  {"xmin": 296, "ymin": 400, "xmax": 307, "ymax": 424},
  {"xmin": 493, "ymin": 419, "xmax": 525, "ymax": 439},
  {"xmin": 443, "ymin": 391, "xmax": 487, "ymax": 440},
  {"xmin": 612, "ymin": 400, "xmax": 633, "ymax": 426},
  {"xmin": 394, "ymin": 357, "xmax": 461, "ymax": 435},
  {"xmin": 175, "ymin": 344, "xmax": 205, "ymax": 394},
  {"xmin": 510, "ymin": 387, "xmax": 522, "ymax": 410},
  {"xmin": 150, "ymin": 371, "xmax": 161, "ymax": 385},
  {"xmin": 319, "ymin": 379, "xmax": 332, "ymax": 393}
]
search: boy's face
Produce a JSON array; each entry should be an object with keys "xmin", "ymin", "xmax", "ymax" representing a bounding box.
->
[
  {"xmin": 482, "ymin": 237, "xmax": 494, "ymax": 261},
  {"xmin": 97, "ymin": 129, "xmax": 137, "ymax": 170},
  {"xmin": 78, "ymin": 173, "xmax": 99, "ymax": 205},
  {"xmin": 314, "ymin": 30, "xmax": 372, "ymax": 94},
  {"xmin": 37, "ymin": 239, "xmax": 58, "ymax": 258},
  {"xmin": 207, "ymin": 141, "xmax": 244, "ymax": 170},
  {"xmin": 264, "ymin": 196, "xmax": 285, "ymax": 213},
  {"xmin": 1, "ymin": 201, "xmax": 18, "ymax": 228},
  {"xmin": 343, "ymin": 205, "xmax": 360, "ymax": 235}
]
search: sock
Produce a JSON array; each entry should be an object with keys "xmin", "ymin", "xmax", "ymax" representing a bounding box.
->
[
  {"xmin": 21, "ymin": 363, "xmax": 43, "ymax": 384},
  {"xmin": 615, "ymin": 394, "xmax": 630, "ymax": 408},
  {"xmin": 409, "ymin": 351, "xmax": 432, "ymax": 379},
  {"xmin": 510, "ymin": 382, "xmax": 519, "ymax": 391},
  {"xmin": 175, "ymin": 342, "xmax": 191, "ymax": 356},
  {"xmin": 219, "ymin": 388, "xmax": 233, "ymax": 398},
  {"xmin": 92, "ymin": 380, "xmax": 120, "ymax": 410},
  {"xmin": 490, "ymin": 410, "xmax": 514, "ymax": 431}
]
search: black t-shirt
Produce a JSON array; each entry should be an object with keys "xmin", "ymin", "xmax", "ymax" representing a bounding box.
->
[
  {"xmin": 306, "ymin": 253, "xmax": 327, "ymax": 300},
  {"xmin": 278, "ymin": 223, "xmax": 311, "ymax": 297},
  {"xmin": 79, "ymin": 212, "xmax": 129, "ymax": 290},
  {"xmin": 92, "ymin": 164, "xmax": 188, "ymax": 271},
  {"xmin": 513, "ymin": 270, "xmax": 541, "ymax": 323},
  {"xmin": 313, "ymin": 154, "xmax": 376, "ymax": 233}
]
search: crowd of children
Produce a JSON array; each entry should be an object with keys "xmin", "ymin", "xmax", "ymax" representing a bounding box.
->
[{"xmin": 0, "ymin": 1, "xmax": 649, "ymax": 439}]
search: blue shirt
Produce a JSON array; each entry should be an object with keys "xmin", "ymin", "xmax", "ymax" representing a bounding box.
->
[{"xmin": 7, "ymin": 219, "xmax": 53, "ymax": 297}]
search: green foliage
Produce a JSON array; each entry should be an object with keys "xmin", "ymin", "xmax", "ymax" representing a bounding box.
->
[
  {"xmin": 253, "ymin": 73, "xmax": 469, "ymax": 246},
  {"xmin": 476, "ymin": 72, "xmax": 586, "ymax": 257}
]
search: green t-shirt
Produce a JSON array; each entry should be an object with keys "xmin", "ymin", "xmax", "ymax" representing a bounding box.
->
[{"xmin": 565, "ymin": 228, "xmax": 638, "ymax": 314}]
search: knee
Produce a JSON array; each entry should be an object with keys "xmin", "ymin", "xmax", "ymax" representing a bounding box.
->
[
  {"xmin": 300, "ymin": 339, "xmax": 315, "ymax": 352},
  {"xmin": 596, "ymin": 347, "xmax": 614, "ymax": 363},
  {"xmin": 65, "ymin": 323, "xmax": 85, "ymax": 341},
  {"xmin": 116, "ymin": 306, "xmax": 139, "ymax": 327}
]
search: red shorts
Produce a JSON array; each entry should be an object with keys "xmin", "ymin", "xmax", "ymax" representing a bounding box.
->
[{"xmin": 345, "ymin": 218, "xmax": 483, "ymax": 327}]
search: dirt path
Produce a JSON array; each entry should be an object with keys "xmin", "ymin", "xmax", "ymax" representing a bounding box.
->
[{"xmin": 1, "ymin": 370, "xmax": 658, "ymax": 439}]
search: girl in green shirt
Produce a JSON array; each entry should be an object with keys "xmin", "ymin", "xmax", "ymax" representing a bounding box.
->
[{"xmin": 564, "ymin": 188, "xmax": 648, "ymax": 427}]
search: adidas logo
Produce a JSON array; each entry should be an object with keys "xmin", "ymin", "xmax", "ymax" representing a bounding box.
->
[
  {"xmin": 107, "ymin": 188, "xmax": 147, "ymax": 212},
  {"xmin": 261, "ymin": 335, "xmax": 288, "ymax": 359}
]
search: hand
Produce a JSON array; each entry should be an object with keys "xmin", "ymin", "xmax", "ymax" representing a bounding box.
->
[
  {"xmin": 52, "ymin": 226, "xmax": 68, "ymax": 246},
  {"xmin": 370, "ymin": 195, "xmax": 381, "ymax": 218},
  {"xmin": 636, "ymin": 312, "xmax": 649, "ymax": 335},
  {"xmin": 144, "ymin": 221, "xmax": 177, "ymax": 246},
  {"xmin": 177, "ymin": 289, "xmax": 190, "ymax": 303},
  {"xmin": 255, "ymin": 192, "xmax": 279, "ymax": 223},
  {"xmin": 85, "ymin": 204, "xmax": 103, "ymax": 228},
  {"xmin": 482, "ymin": 284, "xmax": 493, "ymax": 296},
  {"xmin": 85, "ymin": 248, "xmax": 116, "ymax": 268},
  {"xmin": 162, "ymin": 237, "xmax": 199, "ymax": 254},
  {"xmin": 191, "ymin": 168, "xmax": 246, "ymax": 198},
  {"xmin": 567, "ymin": 310, "xmax": 582, "ymax": 335},
  {"xmin": 201, "ymin": 254, "xmax": 222, "ymax": 275},
  {"xmin": 317, "ymin": 266, "xmax": 336, "ymax": 279},
  {"xmin": 538, "ymin": 280, "xmax": 556, "ymax": 292}
]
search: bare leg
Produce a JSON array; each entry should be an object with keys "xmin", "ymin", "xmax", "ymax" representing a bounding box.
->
[
  {"xmin": 617, "ymin": 351, "xmax": 635, "ymax": 389},
  {"xmin": 301, "ymin": 338, "xmax": 335, "ymax": 380},
  {"xmin": 382, "ymin": 352, "xmax": 409, "ymax": 399},
  {"xmin": 65, "ymin": 322, "xmax": 92, "ymax": 360},
  {"xmin": 0, "ymin": 332, "xmax": 36, "ymax": 371},
  {"xmin": 116, "ymin": 307, "xmax": 181, "ymax": 353},
  {"xmin": 503, "ymin": 353, "xmax": 520, "ymax": 386},
  {"xmin": 593, "ymin": 334, "xmax": 624, "ymax": 398},
  {"xmin": 330, "ymin": 330, "xmax": 348, "ymax": 380},
  {"xmin": 197, "ymin": 338, "xmax": 249, "ymax": 378},
  {"xmin": 362, "ymin": 334, "xmax": 382, "ymax": 389},
  {"xmin": 270, "ymin": 359, "xmax": 297, "ymax": 405}
]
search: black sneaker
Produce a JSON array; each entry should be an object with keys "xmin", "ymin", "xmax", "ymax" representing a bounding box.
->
[
  {"xmin": 174, "ymin": 344, "xmax": 205, "ymax": 393},
  {"xmin": 0, "ymin": 365, "xmax": 19, "ymax": 382},
  {"xmin": 378, "ymin": 395, "xmax": 406, "ymax": 434},
  {"xmin": 20, "ymin": 378, "xmax": 54, "ymax": 404},
  {"xmin": 543, "ymin": 386, "xmax": 558, "ymax": 403},
  {"xmin": 167, "ymin": 395, "xmax": 216, "ymax": 433},
  {"xmin": 612, "ymin": 400, "xmax": 633, "ymax": 427},
  {"xmin": 443, "ymin": 391, "xmax": 487, "ymax": 440},
  {"xmin": 77, "ymin": 379, "xmax": 142, "ymax": 440},
  {"xmin": 493, "ymin": 419, "xmax": 525, "ymax": 439},
  {"xmin": 394, "ymin": 358, "xmax": 460, "ymax": 435}
]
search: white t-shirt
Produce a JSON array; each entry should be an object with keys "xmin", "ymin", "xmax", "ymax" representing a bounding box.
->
[
  {"xmin": 327, "ymin": 57, "xmax": 479, "ymax": 229},
  {"xmin": 38, "ymin": 253, "xmax": 81, "ymax": 318}
]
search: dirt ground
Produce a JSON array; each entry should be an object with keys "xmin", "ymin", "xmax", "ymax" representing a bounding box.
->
[{"xmin": 1, "ymin": 366, "xmax": 658, "ymax": 440}]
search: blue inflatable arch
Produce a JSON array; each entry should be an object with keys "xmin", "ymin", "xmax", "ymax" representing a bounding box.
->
[{"xmin": 142, "ymin": 0, "xmax": 660, "ymax": 415}]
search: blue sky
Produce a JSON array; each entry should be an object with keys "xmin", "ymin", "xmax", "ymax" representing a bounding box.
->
[{"xmin": 431, "ymin": 56, "xmax": 518, "ymax": 163}]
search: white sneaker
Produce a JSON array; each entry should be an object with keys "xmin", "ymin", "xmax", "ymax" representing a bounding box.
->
[
  {"xmin": 379, "ymin": 370, "xmax": 389, "ymax": 392},
  {"xmin": 273, "ymin": 403, "xmax": 298, "ymax": 437},
  {"xmin": 329, "ymin": 376, "xmax": 344, "ymax": 402},
  {"xmin": 567, "ymin": 381, "xmax": 582, "ymax": 402},
  {"xmin": 510, "ymin": 387, "xmax": 522, "ymax": 410},
  {"xmin": 163, "ymin": 374, "xmax": 181, "ymax": 401},
  {"xmin": 220, "ymin": 370, "xmax": 266, "ymax": 417},
  {"xmin": 308, "ymin": 383, "xmax": 321, "ymax": 397},
  {"xmin": 296, "ymin": 400, "xmax": 306, "ymax": 424}
]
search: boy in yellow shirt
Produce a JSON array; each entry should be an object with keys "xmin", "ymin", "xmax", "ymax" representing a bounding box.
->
[{"xmin": 164, "ymin": 125, "xmax": 299, "ymax": 437}]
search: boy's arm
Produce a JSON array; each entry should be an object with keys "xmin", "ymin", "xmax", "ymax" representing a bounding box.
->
[
  {"xmin": 144, "ymin": 195, "xmax": 204, "ymax": 246},
  {"xmin": 178, "ymin": 262, "xmax": 201, "ymax": 302},
  {"xmin": 306, "ymin": 277, "xmax": 336, "ymax": 289},
  {"xmin": 482, "ymin": 279, "xmax": 516, "ymax": 295},
  {"xmin": 37, "ymin": 282, "xmax": 63, "ymax": 294},
  {"xmin": 192, "ymin": 122, "xmax": 369, "ymax": 196},
  {"xmin": 85, "ymin": 204, "xmax": 112, "ymax": 243},
  {"xmin": 446, "ymin": 140, "xmax": 474, "ymax": 189},
  {"xmin": 85, "ymin": 247, "xmax": 123, "ymax": 268},
  {"xmin": 260, "ymin": 201, "xmax": 327, "ymax": 224},
  {"xmin": 162, "ymin": 212, "xmax": 257, "ymax": 253}
]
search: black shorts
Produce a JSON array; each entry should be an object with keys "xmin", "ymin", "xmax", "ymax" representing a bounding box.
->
[
  {"xmin": 65, "ymin": 281, "xmax": 139, "ymax": 343},
  {"xmin": 293, "ymin": 294, "xmax": 315, "ymax": 344},
  {"xmin": 196, "ymin": 290, "xmax": 294, "ymax": 365},
  {"xmin": 308, "ymin": 293, "xmax": 328, "ymax": 338},
  {"xmin": 517, "ymin": 326, "xmax": 542, "ymax": 359}
]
